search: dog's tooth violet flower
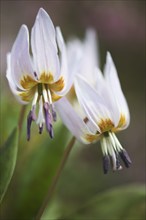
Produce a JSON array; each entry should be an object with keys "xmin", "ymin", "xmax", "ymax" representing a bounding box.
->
[
  {"xmin": 6, "ymin": 8, "xmax": 72, "ymax": 140},
  {"xmin": 66, "ymin": 28, "xmax": 100, "ymax": 85},
  {"xmin": 56, "ymin": 52, "xmax": 131, "ymax": 174}
]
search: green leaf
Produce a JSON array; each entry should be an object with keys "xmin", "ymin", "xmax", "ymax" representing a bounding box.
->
[
  {"xmin": 0, "ymin": 127, "xmax": 18, "ymax": 203},
  {"xmin": 5, "ymin": 122, "xmax": 72, "ymax": 219},
  {"xmin": 62, "ymin": 184, "xmax": 145, "ymax": 220}
]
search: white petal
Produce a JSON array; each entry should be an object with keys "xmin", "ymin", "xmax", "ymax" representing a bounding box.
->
[
  {"xmin": 104, "ymin": 52, "xmax": 130, "ymax": 129},
  {"xmin": 84, "ymin": 28, "xmax": 100, "ymax": 69},
  {"xmin": 74, "ymin": 75, "xmax": 113, "ymax": 132},
  {"xmin": 55, "ymin": 27, "xmax": 75, "ymax": 96},
  {"xmin": 6, "ymin": 53, "xmax": 17, "ymax": 92},
  {"xmin": 6, "ymin": 53, "xmax": 29, "ymax": 104},
  {"xmin": 94, "ymin": 67, "xmax": 120, "ymax": 127},
  {"xmin": 31, "ymin": 8, "xmax": 60, "ymax": 79},
  {"xmin": 78, "ymin": 29, "xmax": 100, "ymax": 85},
  {"xmin": 71, "ymin": 99, "xmax": 98, "ymax": 135},
  {"xmin": 10, "ymin": 25, "xmax": 35, "ymax": 90},
  {"xmin": 55, "ymin": 97, "xmax": 91, "ymax": 142},
  {"xmin": 66, "ymin": 38, "xmax": 83, "ymax": 75}
]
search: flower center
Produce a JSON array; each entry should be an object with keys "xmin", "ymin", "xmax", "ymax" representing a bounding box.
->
[
  {"xmin": 98, "ymin": 118, "xmax": 114, "ymax": 133},
  {"xmin": 27, "ymin": 83, "xmax": 57, "ymax": 141}
]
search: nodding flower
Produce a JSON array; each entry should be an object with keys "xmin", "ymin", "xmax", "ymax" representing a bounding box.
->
[
  {"xmin": 55, "ymin": 51, "xmax": 131, "ymax": 174},
  {"xmin": 6, "ymin": 8, "xmax": 74, "ymax": 140}
]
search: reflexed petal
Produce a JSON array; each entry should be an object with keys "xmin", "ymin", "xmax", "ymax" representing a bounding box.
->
[
  {"xmin": 94, "ymin": 67, "xmax": 105, "ymax": 91},
  {"xmin": 65, "ymin": 29, "xmax": 99, "ymax": 92},
  {"xmin": 85, "ymin": 29, "xmax": 100, "ymax": 67},
  {"xmin": 31, "ymin": 8, "xmax": 60, "ymax": 79},
  {"xmin": 6, "ymin": 53, "xmax": 17, "ymax": 92},
  {"xmin": 66, "ymin": 38, "xmax": 83, "ymax": 76},
  {"xmin": 38, "ymin": 8, "xmax": 57, "ymax": 51},
  {"xmin": 6, "ymin": 53, "xmax": 29, "ymax": 104},
  {"xmin": 104, "ymin": 52, "xmax": 130, "ymax": 129},
  {"xmin": 94, "ymin": 67, "xmax": 120, "ymax": 127},
  {"xmin": 10, "ymin": 25, "xmax": 35, "ymax": 90},
  {"xmin": 72, "ymin": 100, "xmax": 95, "ymax": 134},
  {"xmin": 55, "ymin": 27, "xmax": 74, "ymax": 96},
  {"xmin": 55, "ymin": 97, "xmax": 91, "ymax": 142},
  {"xmin": 77, "ymin": 29, "xmax": 99, "ymax": 85},
  {"xmin": 74, "ymin": 75, "xmax": 114, "ymax": 132}
]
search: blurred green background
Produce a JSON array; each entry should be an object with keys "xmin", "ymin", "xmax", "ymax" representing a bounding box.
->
[{"xmin": 0, "ymin": 1, "xmax": 145, "ymax": 220}]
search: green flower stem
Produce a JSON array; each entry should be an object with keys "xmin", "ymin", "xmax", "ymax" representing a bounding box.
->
[{"xmin": 35, "ymin": 136, "xmax": 76, "ymax": 220}]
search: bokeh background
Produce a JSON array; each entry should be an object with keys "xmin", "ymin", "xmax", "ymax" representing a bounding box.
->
[{"xmin": 0, "ymin": 1, "xmax": 145, "ymax": 220}]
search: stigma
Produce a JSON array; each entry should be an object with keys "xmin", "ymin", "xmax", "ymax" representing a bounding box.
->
[
  {"xmin": 27, "ymin": 83, "xmax": 57, "ymax": 141},
  {"xmin": 101, "ymin": 132, "xmax": 132, "ymax": 174}
]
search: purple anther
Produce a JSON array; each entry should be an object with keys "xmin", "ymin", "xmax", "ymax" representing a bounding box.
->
[
  {"xmin": 119, "ymin": 149, "xmax": 132, "ymax": 168},
  {"xmin": 115, "ymin": 153, "xmax": 122, "ymax": 170},
  {"xmin": 43, "ymin": 102, "xmax": 54, "ymax": 139},
  {"xmin": 49, "ymin": 123, "xmax": 54, "ymax": 139},
  {"xmin": 27, "ymin": 106, "xmax": 36, "ymax": 141},
  {"xmin": 103, "ymin": 155, "xmax": 110, "ymax": 174},
  {"xmin": 50, "ymin": 104, "xmax": 57, "ymax": 122},
  {"xmin": 34, "ymin": 71, "xmax": 38, "ymax": 80}
]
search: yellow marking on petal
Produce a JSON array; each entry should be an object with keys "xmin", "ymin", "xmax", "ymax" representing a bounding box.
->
[
  {"xmin": 98, "ymin": 118, "xmax": 114, "ymax": 133},
  {"xmin": 19, "ymin": 87, "xmax": 36, "ymax": 102},
  {"xmin": 112, "ymin": 114, "xmax": 126, "ymax": 132},
  {"xmin": 66, "ymin": 85, "xmax": 76, "ymax": 102},
  {"xmin": 83, "ymin": 133, "xmax": 100, "ymax": 143},
  {"xmin": 39, "ymin": 72, "xmax": 54, "ymax": 84},
  {"xmin": 51, "ymin": 91, "xmax": 62, "ymax": 102},
  {"xmin": 118, "ymin": 114, "xmax": 126, "ymax": 128},
  {"xmin": 20, "ymin": 75, "xmax": 37, "ymax": 89},
  {"xmin": 49, "ymin": 76, "xmax": 64, "ymax": 92}
]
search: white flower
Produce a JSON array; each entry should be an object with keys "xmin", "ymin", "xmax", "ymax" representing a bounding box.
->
[
  {"xmin": 66, "ymin": 28, "xmax": 100, "ymax": 85},
  {"xmin": 55, "ymin": 52, "xmax": 131, "ymax": 174},
  {"xmin": 6, "ymin": 8, "xmax": 73, "ymax": 140}
]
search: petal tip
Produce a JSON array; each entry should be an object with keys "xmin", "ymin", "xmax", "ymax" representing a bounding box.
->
[
  {"xmin": 38, "ymin": 7, "xmax": 46, "ymax": 15},
  {"xmin": 21, "ymin": 24, "xmax": 28, "ymax": 31},
  {"xmin": 106, "ymin": 51, "xmax": 112, "ymax": 60},
  {"xmin": 37, "ymin": 8, "xmax": 50, "ymax": 21}
]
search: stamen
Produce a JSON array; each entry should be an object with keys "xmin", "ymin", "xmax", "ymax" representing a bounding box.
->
[
  {"xmin": 50, "ymin": 104, "xmax": 57, "ymax": 122},
  {"xmin": 32, "ymin": 90, "xmax": 38, "ymax": 106},
  {"xmin": 47, "ymin": 89, "xmax": 57, "ymax": 121},
  {"xmin": 105, "ymin": 137, "xmax": 116, "ymax": 171},
  {"xmin": 43, "ymin": 102, "xmax": 54, "ymax": 138},
  {"xmin": 36, "ymin": 96, "xmax": 45, "ymax": 132},
  {"xmin": 109, "ymin": 132, "xmax": 118, "ymax": 152},
  {"xmin": 100, "ymin": 133, "xmax": 131, "ymax": 173},
  {"xmin": 101, "ymin": 137, "xmax": 108, "ymax": 155},
  {"xmin": 43, "ymin": 85, "xmax": 49, "ymax": 103},
  {"xmin": 111, "ymin": 133, "xmax": 123, "ymax": 151},
  {"xmin": 27, "ymin": 106, "xmax": 36, "ymax": 141},
  {"xmin": 115, "ymin": 153, "xmax": 123, "ymax": 171},
  {"xmin": 119, "ymin": 149, "xmax": 132, "ymax": 168},
  {"xmin": 47, "ymin": 89, "xmax": 52, "ymax": 104},
  {"xmin": 108, "ymin": 134, "xmax": 122, "ymax": 171},
  {"xmin": 39, "ymin": 124, "xmax": 43, "ymax": 134},
  {"xmin": 103, "ymin": 155, "xmax": 110, "ymax": 174}
]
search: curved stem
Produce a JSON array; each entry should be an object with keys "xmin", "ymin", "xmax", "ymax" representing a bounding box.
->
[{"xmin": 35, "ymin": 136, "xmax": 76, "ymax": 220}]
